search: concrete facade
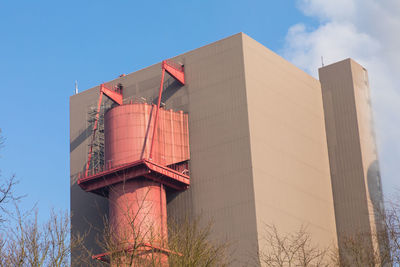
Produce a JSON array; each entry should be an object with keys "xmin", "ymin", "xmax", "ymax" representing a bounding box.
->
[
  {"xmin": 70, "ymin": 33, "xmax": 380, "ymax": 265},
  {"xmin": 242, "ymin": 35, "xmax": 338, "ymax": 254},
  {"xmin": 319, "ymin": 59, "xmax": 384, "ymax": 258}
]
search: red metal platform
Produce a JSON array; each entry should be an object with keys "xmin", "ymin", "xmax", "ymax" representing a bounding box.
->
[{"xmin": 77, "ymin": 159, "xmax": 190, "ymax": 195}]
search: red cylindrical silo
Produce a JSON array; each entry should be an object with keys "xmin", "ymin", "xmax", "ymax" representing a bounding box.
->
[
  {"xmin": 105, "ymin": 103, "xmax": 190, "ymax": 168},
  {"xmin": 105, "ymin": 104, "xmax": 154, "ymax": 167},
  {"xmin": 104, "ymin": 104, "xmax": 169, "ymax": 266}
]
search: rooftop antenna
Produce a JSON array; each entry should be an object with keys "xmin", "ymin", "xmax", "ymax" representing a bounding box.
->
[
  {"xmin": 321, "ymin": 56, "xmax": 325, "ymax": 67},
  {"xmin": 75, "ymin": 80, "xmax": 79, "ymax": 94}
]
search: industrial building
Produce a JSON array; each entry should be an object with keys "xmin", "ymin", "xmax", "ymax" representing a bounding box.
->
[{"xmin": 69, "ymin": 33, "xmax": 384, "ymax": 265}]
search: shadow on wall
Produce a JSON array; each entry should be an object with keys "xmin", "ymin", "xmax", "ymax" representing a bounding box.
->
[
  {"xmin": 152, "ymin": 79, "xmax": 181, "ymax": 106},
  {"xmin": 367, "ymin": 160, "xmax": 391, "ymax": 266},
  {"xmin": 70, "ymin": 127, "xmax": 91, "ymax": 153},
  {"xmin": 70, "ymin": 182, "xmax": 109, "ymax": 261},
  {"xmin": 367, "ymin": 160, "xmax": 385, "ymax": 216}
]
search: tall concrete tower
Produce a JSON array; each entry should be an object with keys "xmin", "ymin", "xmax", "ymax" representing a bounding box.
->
[{"xmin": 319, "ymin": 59, "xmax": 385, "ymax": 260}]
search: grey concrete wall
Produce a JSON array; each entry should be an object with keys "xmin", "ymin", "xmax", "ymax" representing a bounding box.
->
[{"xmin": 242, "ymin": 34, "xmax": 338, "ymax": 253}]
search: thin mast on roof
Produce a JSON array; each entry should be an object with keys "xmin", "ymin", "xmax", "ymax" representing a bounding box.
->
[{"xmin": 75, "ymin": 80, "xmax": 79, "ymax": 94}]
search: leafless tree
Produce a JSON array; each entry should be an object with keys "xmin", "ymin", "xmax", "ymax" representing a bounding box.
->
[
  {"xmin": 0, "ymin": 129, "xmax": 21, "ymax": 225},
  {"xmin": 0, "ymin": 207, "xmax": 76, "ymax": 267},
  {"xmin": 331, "ymin": 230, "xmax": 390, "ymax": 267},
  {"xmin": 0, "ymin": 173, "xmax": 18, "ymax": 225},
  {"xmin": 381, "ymin": 194, "xmax": 400, "ymax": 265},
  {"xmin": 333, "ymin": 197, "xmax": 400, "ymax": 267},
  {"xmin": 73, "ymin": 183, "xmax": 171, "ymax": 266},
  {"xmin": 73, "ymin": 181, "xmax": 230, "ymax": 266},
  {"xmin": 259, "ymin": 224, "xmax": 331, "ymax": 267},
  {"xmin": 168, "ymin": 217, "xmax": 230, "ymax": 267}
]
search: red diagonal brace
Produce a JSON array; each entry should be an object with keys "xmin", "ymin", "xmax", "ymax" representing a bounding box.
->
[
  {"xmin": 162, "ymin": 60, "xmax": 185, "ymax": 85},
  {"xmin": 101, "ymin": 84, "xmax": 123, "ymax": 105},
  {"xmin": 149, "ymin": 68, "xmax": 166, "ymax": 160}
]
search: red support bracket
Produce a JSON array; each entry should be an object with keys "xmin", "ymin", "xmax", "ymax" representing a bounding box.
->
[
  {"xmin": 162, "ymin": 60, "xmax": 185, "ymax": 85},
  {"xmin": 101, "ymin": 84, "xmax": 123, "ymax": 105}
]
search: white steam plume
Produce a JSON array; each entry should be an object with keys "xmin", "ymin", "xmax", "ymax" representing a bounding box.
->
[{"xmin": 283, "ymin": 0, "xmax": 400, "ymax": 195}]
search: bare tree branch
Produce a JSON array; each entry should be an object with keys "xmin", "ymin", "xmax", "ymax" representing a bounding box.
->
[
  {"xmin": 0, "ymin": 129, "xmax": 23, "ymax": 225},
  {"xmin": 0, "ymin": 207, "xmax": 75, "ymax": 267},
  {"xmin": 73, "ymin": 180, "xmax": 230, "ymax": 266},
  {"xmin": 168, "ymin": 216, "xmax": 230, "ymax": 267},
  {"xmin": 259, "ymin": 224, "xmax": 331, "ymax": 267}
]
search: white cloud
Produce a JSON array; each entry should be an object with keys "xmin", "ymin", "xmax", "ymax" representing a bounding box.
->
[
  {"xmin": 284, "ymin": 0, "xmax": 400, "ymax": 195},
  {"xmin": 297, "ymin": 0, "xmax": 356, "ymax": 21}
]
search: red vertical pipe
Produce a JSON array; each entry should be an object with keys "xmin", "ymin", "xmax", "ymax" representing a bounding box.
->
[
  {"xmin": 108, "ymin": 179, "xmax": 168, "ymax": 265},
  {"xmin": 149, "ymin": 67, "xmax": 166, "ymax": 160},
  {"xmin": 108, "ymin": 179, "xmax": 168, "ymax": 244}
]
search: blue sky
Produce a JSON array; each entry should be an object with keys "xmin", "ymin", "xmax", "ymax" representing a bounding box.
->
[
  {"xmin": 0, "ymin": 1, "xmax": 316, "ymax": 220},
  {"xmin": 1, "ymin": 0, "xmax": 399, "ymax": 221}
]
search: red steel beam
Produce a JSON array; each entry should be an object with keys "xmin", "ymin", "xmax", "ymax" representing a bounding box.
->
[
  {"xmin": 149, "ymin": 68, "xmax": 166, "ymax": 160},
  {"xmin": 149, "ymin": 60, "xmax": 185, "ymax": 160},
  {"xmin": 91, "ymin": 242, "xmax": 183, "ymax": 263}
]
